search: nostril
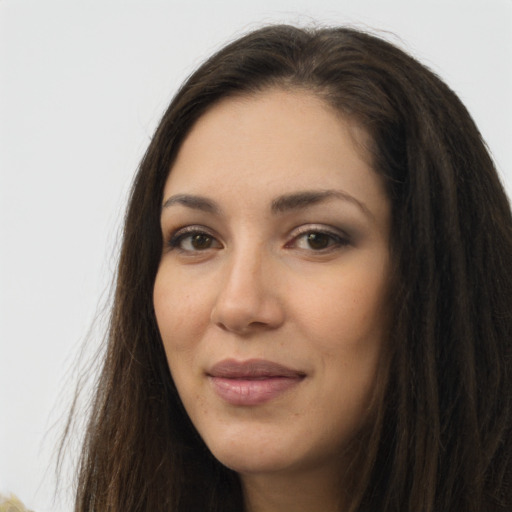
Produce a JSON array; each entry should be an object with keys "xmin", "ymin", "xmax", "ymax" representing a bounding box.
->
[{"xmin": 210, "ymin": 294, "xmax": 285, "ymax": 334}]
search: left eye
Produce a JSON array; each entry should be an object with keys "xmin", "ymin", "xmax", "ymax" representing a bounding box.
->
[
  {"xmin": 168, "ymin": 229, "xmax": 221, "ymax": 252},
  {"xmin": 290, "ymin": 230, "xmax": 348, "ymax": 251},
  {"xmin": 182, "ymin": 233, "xmax": 216, "ymax": 250}
]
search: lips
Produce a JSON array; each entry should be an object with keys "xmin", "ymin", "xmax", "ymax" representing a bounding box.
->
[{"xmin": 207, "ymin": 359, "xmax": 306, "ymax": 406}]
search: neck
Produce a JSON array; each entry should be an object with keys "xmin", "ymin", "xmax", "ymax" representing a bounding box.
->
[{"xmin": 240, "ymin": 464, "xmax": 348, "ymax": 512}]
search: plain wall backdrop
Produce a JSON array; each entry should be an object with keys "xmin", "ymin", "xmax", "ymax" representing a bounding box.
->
[{"xmin": 1, "ymin": 1, "xmax": 511, "ymax": 510}]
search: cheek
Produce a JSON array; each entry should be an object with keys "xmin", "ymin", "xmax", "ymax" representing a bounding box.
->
[
  {"xmin": 153, "ymin": 273, "xmax": 210, "ymax": 402},
  {"xmin": 295, "ymin": 269, "xmax": 388, "ymax": 354},
  {"xmin": 153, "ymin": 268, "xmax": 211, "ymax": 354}
]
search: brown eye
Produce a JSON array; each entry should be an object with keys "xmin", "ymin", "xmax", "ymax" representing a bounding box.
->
[
  {"xmin": 288, "ymin": 228, "xmax": 350, "ymax": 252},
  {"xmin": 168, "ymin": 228, "xmax": 221, "ymax": 252},
  {"xmin": 190, "ymin": 233, "xmax": 213, "ymax": 250},
  {"xmin": 305, "ymin": 232, "xmax": 331, "ymax": 250}
]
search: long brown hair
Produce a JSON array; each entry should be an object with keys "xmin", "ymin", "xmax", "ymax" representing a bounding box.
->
[{"xmin": 69, "ymin": 25, "xmax": 512, "ymax": 511}]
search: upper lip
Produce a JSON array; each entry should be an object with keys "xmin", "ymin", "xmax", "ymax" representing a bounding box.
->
[{"xmin": 208, "ymin": 359, "xmax": 306, "ymax": 379}]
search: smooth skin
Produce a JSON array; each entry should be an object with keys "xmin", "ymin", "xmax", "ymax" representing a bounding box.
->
[{"xmin": 153, "ymin": 89, "xmax": 391, "ymax": 512}]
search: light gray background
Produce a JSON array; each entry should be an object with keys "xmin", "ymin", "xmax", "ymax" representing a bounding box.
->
[{"xmin": 1, "ymin": 1, "xmax": 511, "ymax": 511}]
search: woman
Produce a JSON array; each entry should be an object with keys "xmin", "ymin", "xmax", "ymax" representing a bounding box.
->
[{"xmin": 70, "ymin": 25, "xmax": 512, "ymax": 511}]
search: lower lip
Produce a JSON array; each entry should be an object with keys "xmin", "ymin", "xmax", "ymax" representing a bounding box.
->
[{"xmin": 209, "ymin": 376, "xmax": 303, "ymax": 406}]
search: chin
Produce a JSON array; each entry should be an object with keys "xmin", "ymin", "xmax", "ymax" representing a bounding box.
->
[
  {"xmin": 201, "ymin": 428, "xmax": 297, "ymax": 474},
  {"xmin": 214, "ymin": 449, "xmax": 296, "ymax": 475},
  {"xmin": 203, "ymin": 426, "xmax": 345, "ymax": 479}
]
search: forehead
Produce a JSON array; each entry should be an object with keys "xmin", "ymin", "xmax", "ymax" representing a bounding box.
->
[
  {"xmin": 173, "ymin": 89, "xmax": 371, "ymax": 169},
  {"xmin": 163, "ymin": 89, "xmax": 386, "ymax": 218}
]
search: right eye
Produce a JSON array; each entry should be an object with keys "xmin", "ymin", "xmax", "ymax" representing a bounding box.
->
[{"xmin": 167, "ymin": 227, "xmax": 222, "ymax": 252}]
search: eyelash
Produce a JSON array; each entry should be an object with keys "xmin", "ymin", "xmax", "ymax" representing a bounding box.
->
[
  {"xmin": 167, "ymin": 226, "xmax": 220, "ymax": 252},
  {"xmin": 166, "ymin": 225, "xmax": 350, "ymax": 254},
  {"xmin": 287, "ymin": 226, "xmax": 350, "ymax": 252}
]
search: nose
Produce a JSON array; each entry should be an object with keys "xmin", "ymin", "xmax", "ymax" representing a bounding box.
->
[{"xmin": 210, "ymin": 249, "xmax": 285, "ymax": 334}]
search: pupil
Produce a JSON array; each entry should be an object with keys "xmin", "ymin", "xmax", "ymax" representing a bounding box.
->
[
  {"xmin": 307, "ymin": 233, "xmax": 329, "ymax": 250},
  {"xmin": 191, "ymin": 234, "xmax": 211, "ymax": 249}
]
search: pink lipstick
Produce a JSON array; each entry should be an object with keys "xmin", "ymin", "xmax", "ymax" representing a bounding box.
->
[{"xmin": 207, "ymin": 359, "xmax": 305, "ymax": 406}]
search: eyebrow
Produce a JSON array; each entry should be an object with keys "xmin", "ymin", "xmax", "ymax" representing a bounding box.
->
[
  {"xmin": 161, "ymin": 189, "xmax": 372, "ymax": 219},
  {"xmin": 270, "ymin": 190, "xmax": 372, "ymax": 219},
  {"xmin": 161, "ymin": 194, "xmax": 220, "ymax": 214}
]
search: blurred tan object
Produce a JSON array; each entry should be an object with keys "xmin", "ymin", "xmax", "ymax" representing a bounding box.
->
[{"xmin": 0, "ymin": 494, "xmax": 34, "ymax": 512}]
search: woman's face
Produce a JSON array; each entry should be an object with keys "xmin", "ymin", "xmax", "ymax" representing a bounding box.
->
[{"xmin": 154, "ymin": 89, "xmax": 391, "ymax": 480}]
